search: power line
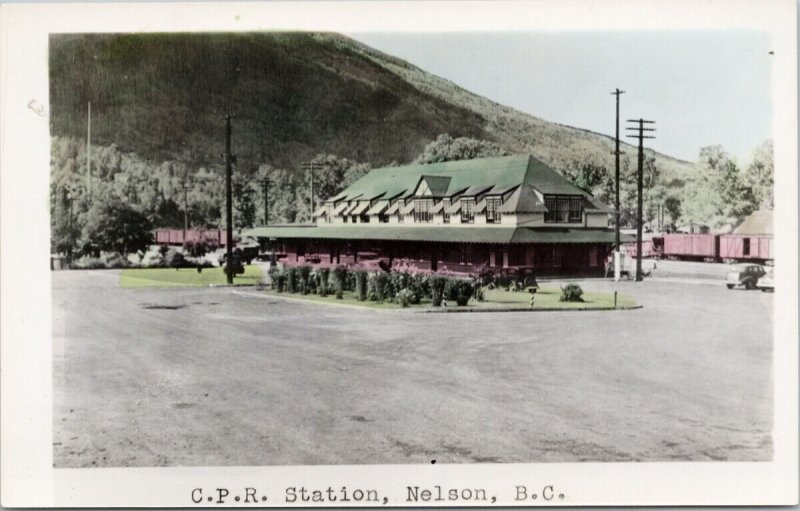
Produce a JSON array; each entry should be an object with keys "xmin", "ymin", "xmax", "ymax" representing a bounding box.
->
[
  {"xmin": 611, "ymin": 88, "xmax": 625, "ymax": 281},
  {"xmin": 626, "ymin": 118, "xmax": 656, "ymax": 282},
  {"xmin": 224, "ymin": 113, "xmax": 235, "ymax": 284},
  {"xmin": 301, "ymin": 162, "xmax": 324, "ymax": 216}
]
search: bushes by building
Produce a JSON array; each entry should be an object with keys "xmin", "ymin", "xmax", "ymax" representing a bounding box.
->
[
  {"xmin": 267, "ymin": 264, "xmax": 479, "ymax": 307},
  {"xmin": 560, "ymin": 283, "xmax": 584, "ymax": 302}
]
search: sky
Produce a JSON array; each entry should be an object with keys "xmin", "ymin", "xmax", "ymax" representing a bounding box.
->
[{"xmin": 349, "ymin": 31, "xmax": 772, "ymax": 164}]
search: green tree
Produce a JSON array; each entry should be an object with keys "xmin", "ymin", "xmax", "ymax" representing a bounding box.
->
[
  {"xmin": 681, "ymin": 145, "xmax": 756, "ymax": 231},
  {"xmin": 745, "ymin": 140, "xmax": 773, "ymax": 209},
  {"xmin": 81, "ymin": 196, "xmax": 153, "ymax": 255},
  {"xmin": 415, "ymin": 133, "xmax": 510, "ymax": 163},
  {"xmin": 232, "ymin": 173, "xmax": 257, "ymax": 229}
]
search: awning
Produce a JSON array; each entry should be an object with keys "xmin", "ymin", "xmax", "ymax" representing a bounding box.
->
[
  {"xmin": 311, "ymin": 205, "xmax": 327, "ymax": 217},
  {"xmin": 332, "ymin": 202, "xmax": 350, "ymax": 215},
  {"xmin": 350, "ymin": 202, "xmax": 370, "ymax": 215},
  {"xmin": 400, "ymin": 201, "xmax": 416, "ymax": 215},
  {"xmin": 385, "ymin": 201, "xmax": 402, "ymax": 215},
  {"xmin": 366, "ymin": 200, "xmax": 389, "ymax": 216},
  {"xmin": 446, "ymin": 201, "xmax": 463, "ymax": 214}
]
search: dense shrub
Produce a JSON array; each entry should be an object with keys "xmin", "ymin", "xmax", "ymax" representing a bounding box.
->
[
  {"xmin": 140, "ymin": 248, "xmax": 166, "ymax": 268},
  {"xmin": 299, "ymin": 266, "xmax": 312, "ymax": 295},
  {"xmin": 560, "ymin": 283, "xmax": 584, "ymax": 302},
  {"xmin": 332, "ymin": 265, "xmax": 347, "ymax": 299},
  {"xmin": 410, "ymin": 273, "xmax": 430, "ymax": 302},
  {"xmin": 367, "ymin": 271, "xmax": 391, "ymax": 302},
  {"xmin": 396, "ymin": 288, "xmax": 416, "ymax": 308},
  {"xmin": 268, "ymin": 266, "xmax": 280, "ymax": 289},
  {"xmin": 431, "ymin": 276, "xmax": 447, "ymax": 307},
  {"xmin": 444, "ymin": 278, "xmax": 475, "ymax": 306},
  {"xmin": 355, "ymin": 271, "xmax": 368, "ymax": 301},
  {"xmin": 167, "ymin": 249, "xmax": 187, "ymax": 268},
  {"xmin": 343, "ymin": 270, "xmax": 357, "ymax": 292},
  {"xmin": 71, "ymin": 256, "xmax": 108, "ymax": 269},
  {"xmin": 269, "ymin": 267, "xmax": 287, "ymax": 292},
  {"xmin": 286, "ymin": 267, "xmax": 298, "ymax": 293},
  {"xmin": 317, "ymin": 268, "xmax": 330, "ymax": 297},
  {"xmin": 101, "ymin": 252, "xmax": 132, "ymax": 268}
]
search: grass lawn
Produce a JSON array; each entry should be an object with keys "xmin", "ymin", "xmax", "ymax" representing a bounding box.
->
[
  {"xmin": 476, "ymin": 287, "xmax": 637, "ymax": 310},
  {"xmin": 260, "ymin": 285, "xmax": 636, "ymax": 311},
  {"xmin": 120, "ymin": 266, "xmax": 262, "ymax": 288}
]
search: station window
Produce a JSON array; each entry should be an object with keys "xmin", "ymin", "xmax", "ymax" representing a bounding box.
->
[
  {"xmin": 743, "ymin": 237, "xmax": 751, "ymax": 256},
  {"xmin": 442, "ymin": 199, "xmax": 451, "ymax": 223},
  {"xmin": 486, "ymin": 197, "xmax": 503, "ymax": 223},
  {"xmin": 545, "ymin": 195, "xmax": 583, "ymax": 223},
  {"xmin": 414, "ymin": 199, "xmax": 434, "ymax": 223},
  {"xmin": 461, "ymin": 198, "xmax": 476, "ymax": 223}
]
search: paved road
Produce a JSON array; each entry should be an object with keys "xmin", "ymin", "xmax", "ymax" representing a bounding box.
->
[{"xmin": 53, "ymin": 270, "xmax": 773, "ymax": 466}]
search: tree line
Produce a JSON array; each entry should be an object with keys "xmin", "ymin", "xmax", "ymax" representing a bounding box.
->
[{"xmin": 50, "ymin": 133, "xmax": 773, "ymax": 260}]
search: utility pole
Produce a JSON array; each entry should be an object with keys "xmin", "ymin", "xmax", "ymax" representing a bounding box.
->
[
  {"xmin": 180, "ymin": 177, "xmax": 191, "ymax": 241},
  {"xmin": 259, "ymin": 176, "xmax": 270, "ymax": 225},
  {"xmin": 626, "ymin": 118, "xmax": 656, "ymax": 282},
  {"xmin": 301, "ymin": 161, "xmax": 323, "ymax": 219},
  {"xmin": 86, "ymin": 101, "xmax": 92, "ymax": 199},
  {"xmin": 611, "ymin": 88, "xmax": 625, "ymax": 281},
  {"xmin": 224, "ymin": 114, "xmax": 234, "ymax": 284}
]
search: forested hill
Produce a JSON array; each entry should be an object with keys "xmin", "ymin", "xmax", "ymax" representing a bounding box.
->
[
  {"xmin": 50, "ymin": 32, "xmax": 690, "ymax": 178},
  {"xmin": 49, "ymin": 32, "xmax": 490, "ymax": 171}
]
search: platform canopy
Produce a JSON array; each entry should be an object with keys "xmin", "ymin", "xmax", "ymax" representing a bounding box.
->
[{"xmin": 243, "ymin": 225, "xmax": 632, "ymax": 245}]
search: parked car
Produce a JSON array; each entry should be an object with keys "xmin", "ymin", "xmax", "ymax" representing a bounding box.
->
[
  {"xmin": 756, "ymin": 266, "xmax": 774, "ymax": 292},
  {"xmin": 726, "ymin": 263, "xmax": 767, "ymax": 290}
]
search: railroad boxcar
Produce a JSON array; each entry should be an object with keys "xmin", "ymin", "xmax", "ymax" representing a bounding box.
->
[
  {"xmin": 719, "ymin": 234, "xmax": 773, "ymax": 263},
  {"xmin": 154, "ymin": 229, "xmax": 227, "ymax": 247},
  {"xmin": 625, "ymin": 239, "xmax": 655, "ymax": 258},
  {"xmin": 662, "ymin": 233, "xmax": 719, "ymax": 261}
]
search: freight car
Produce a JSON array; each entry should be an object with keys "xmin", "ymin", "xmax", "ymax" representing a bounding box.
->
[
  {"xmin": 155, "ymin": 229, "xmax": 227, "ymax": 247},
  {"xmin": 625, "ymin": 233, "xmax": 773, "ymax": 264}
]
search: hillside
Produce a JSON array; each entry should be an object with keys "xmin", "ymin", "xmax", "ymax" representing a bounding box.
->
[{"xmin": 49, "ymin": 32, "xmax": 693, "ymax": 181}]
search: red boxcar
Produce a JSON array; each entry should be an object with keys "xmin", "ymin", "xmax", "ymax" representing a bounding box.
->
[
  {"xmin": 719, "ymin": 234, "xmax": 773, "ymax": 262},
  {"xmin": 154, "ymin": 229, "xmax": 227, "ymax": 246},
  {"xmin": 662, "ymin": 233, "xmax": 719, "ymax": 260},
  {"xmin": 625, "ymin": 239, "xmax": 655, "ymax": 258}
]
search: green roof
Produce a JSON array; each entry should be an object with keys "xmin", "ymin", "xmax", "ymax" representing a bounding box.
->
[
  {"xmin": 335, "ymin": 155, "xmax": 593, "ymax": 208},
  {"xmin": 243, "ymin": 225, "xmax": 632, "ymax": 244}
]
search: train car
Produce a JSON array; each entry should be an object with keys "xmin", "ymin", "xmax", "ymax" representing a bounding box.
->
[
  {"xmin": 719, "ymin": 234, "xmax": 773, "ymax": 263},
  {"xmin": 662, "ymin": 233, "xmax": 719, "ymax": 261},
  {"xmin": 154, "ymin": 229, "xmax": 227, "ymax": 247},
  {"xmin": 625, "ymin": 239, "xmax": 655, "ymax": 258}
]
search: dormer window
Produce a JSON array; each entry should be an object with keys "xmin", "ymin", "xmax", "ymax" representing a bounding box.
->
[
  {"xmin": 486, "ymin": 197, "xmax": 503, "ymax": 223},
  {"xmin": 544, "ymin": 195, "xmax": 583, "ymax": 223},
  {"xmin": 414, "ymin": 199, "xmax": 434, "ymax": 223},
  {"xmin": 461, "ymin": 198, "xmax": 476, "ymax": 223}
]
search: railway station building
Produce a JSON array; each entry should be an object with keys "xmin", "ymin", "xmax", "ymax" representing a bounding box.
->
[{"xmin": 243, "ymin": 155, "xmax": 629, "ymax": 277}]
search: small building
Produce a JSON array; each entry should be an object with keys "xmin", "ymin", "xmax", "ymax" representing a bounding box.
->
[{"xmin": 243, "ymin": 155, "xmax": 629, "ymax": 276}]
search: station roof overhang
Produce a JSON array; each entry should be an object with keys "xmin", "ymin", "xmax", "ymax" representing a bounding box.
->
[{"xmin": 243, "ymin": 225, "xmax": 633, "ymax": 245}]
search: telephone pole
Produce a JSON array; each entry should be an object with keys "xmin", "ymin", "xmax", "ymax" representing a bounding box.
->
[
  {"xmin": 86, "ymin": 101, "xmax": 92, "ymax": 198},
  {"xmin": 626, "ymin": 118, "xmax": 656, "ymax": 282},
  {"xmin": 224, "ymin": 114, "xmax": 234, "ymax": 284},
  {"xmin": 259, "ymin": 176, "xmax": 270, "ymax": 225},
  {"xmin": 611, "ymin": 88, "xmax": 625, "ymax": 281},
  {"xmin": 180, "ymin": 177, "xmax": 192, "ymax": 241},
  {"xmin": 301, "ymin": 161, "xmax": 323, "ymax": 218}
]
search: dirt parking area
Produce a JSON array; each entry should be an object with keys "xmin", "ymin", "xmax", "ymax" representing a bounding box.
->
[{"xmin": 52, "ymin": 269, "xmax": 773, "ymax": 466}]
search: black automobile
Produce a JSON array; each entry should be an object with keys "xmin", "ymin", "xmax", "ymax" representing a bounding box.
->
[{"xmin": 726, "ymin": 264, "xmax": 767, "ymax": 290}]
